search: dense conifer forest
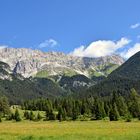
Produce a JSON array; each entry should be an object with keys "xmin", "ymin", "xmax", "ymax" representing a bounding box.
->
[{"xmin": 1, "ymin": 88, "xmax": 140, "ymax": 122}]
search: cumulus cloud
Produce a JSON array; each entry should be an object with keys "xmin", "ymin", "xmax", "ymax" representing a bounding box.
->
[
  {"xmin": 121, "ymin": 43, "xmax": 140, "ymax": 59},
  {"xmin": 71, "ymin": 38, "xmax": 130, "ymax": 57},
  {"xmin": 130, "ymin": 23, "xmax": 140, "ymax": 29},
  {"xmin": 38, "ymin": 39, "xmax": 58, "ymax": 48}
]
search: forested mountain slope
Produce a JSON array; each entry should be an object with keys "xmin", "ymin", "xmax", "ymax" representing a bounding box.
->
[{"xmin": 87, "ymin": 51, "xmax": 140, "ymax": 97}]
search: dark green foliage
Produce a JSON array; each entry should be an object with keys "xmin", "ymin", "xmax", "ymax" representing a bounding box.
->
[
  {"xmin": 29, "ymin": 111, "xmax": 35, "ymax": 121},
  {"xmin": 63, "ymin": 108, "xmax": 67, "ymax": 120},
  {"xmin": 110, "ymin": 52, "xmax": 140, "ymax": 81},
  {"xmin": 0, "ymin": 117, "xmax": 2, "ymax": 122},
  {"xmin": 125, "ymin": 112, "xmax": 132, "ymax": 122},
  {"xmin": 93, "ymin": 98, "xmax": 106, "ymax": 120},
  {"xmin": 15, "ymin": 109, "xmax": 21, "ymax": 122},
  {"xmin": 72, "ymin": 108, "xmax": 78, "ymax": 120},
  {"xmin": 109, "ymin": 103, "xmax": 120, "ymax": 121},
  {"xmin": 24, "ymin": 98, "xmax": 53, "ymax": 111},
  {"xmin": 59, "ymin": 74, "xmax": 92, "ymax": 94},
  {"xmin": 47, "ymin": 109, "xmax": 56, "ymax": 120},
  {"xmin": 6, "ymin": 112, "xmax": 15, "ymax": 120},
  {"xmin": 22, "ymin": 88, "xmax": 140, "ymax": 121},
  {"xmin": 116, "ymin": 96, "xmax": 128, "ymax": 116},
  {"xmin": 0, "ymin": 77, "xmax": 47, "ymax": 104},
  {"xmin": 91, "ymin": 76, "xmax": 106, "ymax": 83},
  {"xmin": 111, "ymin": 92, "xmax": 128, "ymax": 117},
  {"xmin": 33, "ymin": 78, "xmax": 67, "ymax": 97},
  {"xmin": 104, "ymin": 102, "xmax": 110, "ymax": 117},
  {"xmin": 57, "ymin": 107, "xmax": 67, "ymax": 121},
  {"xmin": 128, "ymin": 89, "xmax": 140, "ymax": 118},
  {"xmin": 36, "ymin": 112, "xmax": 42, "ymax": 120},
  {"xmin": 57, "ymin": 107, "xmax": 63, "ymax": 121},
  {"xmin": 45, "ymin": 110, "xmax": 49, "ymax": 120},
  {"xmin": 24, "ymin": 110, "xmax": 30, "ymax": 120},
  {"xmin": 0, "ymin": 96, "xmax": 10, "ymax": 116},
  {"xmin": 81, "ymin": 100, "xmax": 89, "ymax": 115}
]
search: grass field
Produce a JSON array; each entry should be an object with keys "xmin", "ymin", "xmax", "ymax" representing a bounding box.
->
[{"xmin": 0, "ymin": 121, "xmax": 140, "ymax": 140}]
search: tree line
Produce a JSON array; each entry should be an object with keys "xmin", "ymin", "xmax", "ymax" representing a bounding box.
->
[
  {"xmin": 0, "ymin": 88, "xmax": 140, "ymax": 122},
  {"xmin": 22, "ymin": 88, "xmax": 140, "ymax": 122}
]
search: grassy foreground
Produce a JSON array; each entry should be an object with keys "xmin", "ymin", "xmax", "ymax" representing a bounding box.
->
[{"xmin": 0, "ymin": 121, "xmax": 140, "ymax": 140}]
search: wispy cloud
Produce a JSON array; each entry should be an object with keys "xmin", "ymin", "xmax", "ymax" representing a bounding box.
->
[
  {"xmin": 70, "ymin": 38, "xmax": 130, "ymax": 57},
  {"xmin": 130, "ymin": 23, "xmax": 140, "ymax": 29},
  {"xmin": 121, "ymin": 43, "xmax": 140, "ymax": 59},
  {"xmin": 38, "ymin": 39, "xmax": 58, "ymax": 48}
]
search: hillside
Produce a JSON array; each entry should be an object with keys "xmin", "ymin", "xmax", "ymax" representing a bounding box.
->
[
  {"xmin": 59, "ymin": 74, "xmax": 93, "ymax": 93},
  {"xmin": 109, "ymin": 51, "xmax": 140, "ymax": 80},
  {"xmin": 0, "ymin": 62, "xmax": 67, "ymax": 104},
  {"xmin": 87, "ymin": 51, "xmax": 140, "ymax": 97}
]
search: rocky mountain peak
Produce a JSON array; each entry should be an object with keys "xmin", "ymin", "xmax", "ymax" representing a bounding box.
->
[{"xmin": 0, "ymin": 47, "xmax": 125, "ymax": 77}]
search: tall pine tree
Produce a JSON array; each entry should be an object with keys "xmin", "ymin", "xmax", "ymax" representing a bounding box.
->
[{"xmin": 109, "ymin": 103, "xmax": 120, "ymax": 121}]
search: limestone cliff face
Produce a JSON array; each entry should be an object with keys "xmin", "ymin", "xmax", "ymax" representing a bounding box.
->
[{"xmin": 0, "ymin": 48, "xmax": 125, "ymax": 77}]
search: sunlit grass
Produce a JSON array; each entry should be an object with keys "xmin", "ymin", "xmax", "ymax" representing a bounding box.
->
[{"xmin": 0, "ymin": 121, "xmax": 140, "ymax": 140}]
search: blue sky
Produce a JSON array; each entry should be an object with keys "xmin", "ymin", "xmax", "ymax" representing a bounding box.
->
[{"xmin": 0, "ymin": 0, "xmax": 140, "ymax": 58}]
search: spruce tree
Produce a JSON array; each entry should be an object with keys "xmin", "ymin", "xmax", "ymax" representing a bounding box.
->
[
  {"xmin": 30, "ymin": 111, "xmax": 35, "ymax": 121},
  {"xmin": 26, "ymin": 111, "xmax": 30, "ymax": 120},
  {"xmin": 36, "ymin": 112, "xmax": 42, "ymax": 120},
  {"xmin": 117, "ymin": 96, "xmax": 128, "ymax": 116},
  {"xmin": 100, "ymin": 101, "xmax": 106, "ymax": 118},
  {"xmin": 95, "ymin": 103, "xmax": 102, "ymax": 120},
  {"xmin": 6, "ymin": 112, "xmax": 15, "ymax": 120},
  {"xmin": 94, "ymin": 99, "xmax": 106, "ymax": 120},
  {"xmin": 48, "ymin": 109, "xmax": 56, "ymax": 120},
  {"xmin": 15, "ymin": 109, "xmax": 21, "ymax": 122},
  {"xmin": 128, "ymin": 88, "xmax": 140, "ymax": 118},
  {"xmin": 104, "ymin": 102, "xmax": 110, "ymax": 117},
  {"xmin": 111, "ymin": 92, "xmax": 128, "ymax": 117},
  {"xmin": 45, "ymin": 102, "xmax": 52, "ymax": 120},
  {"xmin": 63, "ymin": 108, "xmax": 67, "ymax": 121},
  {"xmin": 81, "ymin": 100, "xmax": 89, "ymax": 115},
  {"xmin": 24, "ymin": 110, "xmax": 30, "ymax": 119},
  {"xmin": 45, "ymin": 110, "xmax": 49, "ymax": 120},
  {"xmin": 0, "ymin": 96, "xmax": 10, "ymax": 116},
  {"xmin": 57, "ymin": 107, "xmax": 63, "ymax": 122},
  {"xmin": 109, "ymin": 103, "xmax": 120, "ymax": 121},
  {"xmin": 125, "ymin": 112, "xmax": 132, "ymax": 122},
  {"xmin": 72, "ymin": 108, "xmax": 77, "ymax": 120}
]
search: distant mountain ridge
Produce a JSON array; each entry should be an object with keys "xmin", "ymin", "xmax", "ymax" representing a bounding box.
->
[{"xmin": 0, "ymin": 48, "xmax": 124, "ymax": 78}]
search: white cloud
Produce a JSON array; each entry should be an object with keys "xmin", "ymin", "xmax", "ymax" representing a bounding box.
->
[
  {"xmin": 121, "ymin": 43, "xmax": 140, "ymax": 59},
  {"xmin": 71, "ymin": 38, "xmax": 130, "ymax": 57},
  {"xmin": 130, "ymin": 23, "xmax": 140, "ymax": 29},
  {"xmin": 38, "ymin": 39, "xmax": 58, "ymax": 48}
]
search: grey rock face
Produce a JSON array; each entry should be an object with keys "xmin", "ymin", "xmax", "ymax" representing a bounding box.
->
[{"xmin": 0, "ymin": 48, "xmax": 125, "ymax": 77}]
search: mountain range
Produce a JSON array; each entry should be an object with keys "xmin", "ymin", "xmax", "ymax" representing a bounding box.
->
[
  {"xmin": 0, "ymin": 48, "xmax": 124, "ymax": 78},
  {"xmin": 0, "ymin": 47, "xmax": 136, "ymax": 104}
]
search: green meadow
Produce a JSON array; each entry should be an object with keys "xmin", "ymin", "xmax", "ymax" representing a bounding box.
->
[{"xmin": 0, "ymin": 121, "xmax": 140, "ymax": 140}]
